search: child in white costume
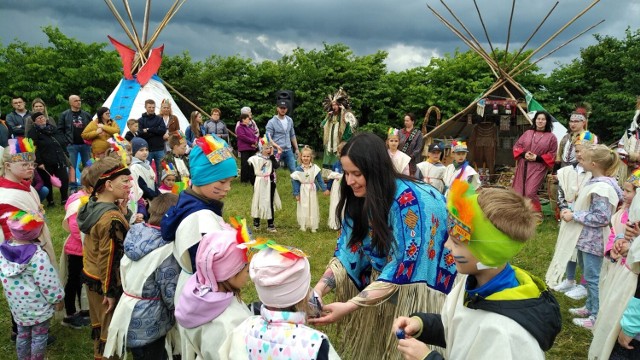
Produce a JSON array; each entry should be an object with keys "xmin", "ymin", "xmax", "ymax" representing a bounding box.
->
[
  {"xmin": 416, "ymin": 143, "xmax": 446, "ymax": 194},
  {"xmin": 326, "ymin": 142, "xmax": 346, "ymax": 230},
  {"xmin": 175, "ymin": 225, "xmax": 252, "ymax": 360},
  {"xmin": 219, "ymin": 244, "xmax": 340, "ymax": 360},
  {"xmin": 249, "ymin": 136, "xmax": 282, "ymax": 232},
  {"xmin": 291, "ymin": 146, "xmax": 329, "ymax": 232},
  {"xmin": 443, "ymin": 140, "xmax": 479, "ymax": 194},
  {"xmin": 387, "ymin": 128, "xmax": 411, "ymax": 175},
  {"xmin": 130, "ymin": 137, "xmax": 160, "ymax": 201},
  {"xmin": 392, "ymin": 182, "xmax": 561, "ymax": 360},
  {"xmin": 160, "ymin": 134, "xmax": 238, "ymax": 358}
]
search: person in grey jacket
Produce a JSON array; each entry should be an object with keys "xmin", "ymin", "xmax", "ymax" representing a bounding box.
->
[
  {"xmin": 6, "ymin": 96, "xmax": 30, "ymax": 137},
  {"xmin": 265, "ymin": 100, "xmax": 299, "ymax": 172},
  {"xmin": 204, "ymin": 108, "xmax": 229, "ymax": 142}
]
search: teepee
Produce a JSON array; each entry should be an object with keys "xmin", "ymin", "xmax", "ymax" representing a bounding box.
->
[
  {"xmin": 101, "ymin": 0, "xmax": 190, "ymax": 133},
  {"xmin": 424, "ymin": 0, "xmax": 604, "ymax": 170}
]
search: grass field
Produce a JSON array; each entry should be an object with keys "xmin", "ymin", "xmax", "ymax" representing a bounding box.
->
[{"xmin": 0, "ymin": 167, "xmax": 593, "ymax": 359}]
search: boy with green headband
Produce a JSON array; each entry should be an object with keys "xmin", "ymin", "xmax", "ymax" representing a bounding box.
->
[{"xmin": 392, "ymin": 180, "xmax": 561, "ymax": 360}]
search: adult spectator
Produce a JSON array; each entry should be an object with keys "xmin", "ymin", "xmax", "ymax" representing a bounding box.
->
[
  {"xmin": 57, "ymin": 95, "xmax": 91, "ymax": 187},
  {"xmin": 309, "ymin": 133, "xmax": 454, "ymax": 359},
  {"xmin": 236, "ymin": 113, "xmax": 259, "ymax": 183},
  {"xmin": 0, "ymin": 114, "xmax": 8, "ymax": 147},
  {"xmin": 81, "ymin": 107, "xmax": 121, "ymax": 158},
  {"xmin": 29, "ymin": 112, "xmax": 70, "ymax": 207},
  {"xmin": 24, "ymin": 98, "xmax": 56, "ymax": 135},
  {"xmin": 266, "ymin": 100, "xmax": 299, "ymax": 172},
  {"xmin": 321, "ymin": 88, "xmax": 356, "ymax": 169},
  {"xmin": 204, "ymin": 108, "xmax": 229, "ymax": 142},
  {"xmin": 398, "ymin": 112, "xmax": 424, "ymax": 175},
  {"xmin": 512, "ymin": 111, "xmax": 557, "ymax": 214},
  {"xmin": 160, "ymin": 99, "xmax": 180, "ymax": 151},
  {"xmin": 138, "ymin": 99, "xmax": 167, "ymax": 183},
  {"xmin": 6, "ymin": 96, "xmax": 30, "ymax": 137},
  {"xmin": 235, "ymin": 106, "xmax": 260, "ymax": 138}
]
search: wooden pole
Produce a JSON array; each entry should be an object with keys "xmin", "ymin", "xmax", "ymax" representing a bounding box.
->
[
  {"xmin": 142, "ymin": 0, "xmax": 152, "ymax": 46},
  {"xmin": 505, "ymin": 1, "xmax": 559, "ymax": 71},
  {"xmin": 104, "ymin": 0, "xmax": 139, "ymax": 49},
  {"xmin": 503, "ymin": 0, "xmax": 516, "ymax": 67},
  {"xmin": 509, "ymin": 0, "xmax": 602, "ymax": 75},
  {"xmin": 143, "ymin": 0, "xmax": 184, "ymax": 53},
  {"xmin": 472, "ymin": 0, "xmax": 498, "ymax": 63},
  {"xmin": 122, "ymin": 0, "xmax": 143, "ymax": 51},
  {"xmin": 512, "ymin": 20, "xmax": 604, "ymax": 78}
]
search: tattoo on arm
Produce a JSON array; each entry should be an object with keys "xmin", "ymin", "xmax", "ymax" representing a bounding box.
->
[{"xmin": 321, "ymin": 268, "xmax": 336, "ymax": 290}]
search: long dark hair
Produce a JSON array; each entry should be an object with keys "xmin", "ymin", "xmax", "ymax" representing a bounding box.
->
[
  {"xmin": 337, "ymin": 133, "xmax": 414, "ymax": 255},
  {"xmin": 96, "ymin": 107, "xmax": 110, "ymax": 124},
  {"xmin": 531, "ymin": 111, "xmax": 553, "ymax": 132}
]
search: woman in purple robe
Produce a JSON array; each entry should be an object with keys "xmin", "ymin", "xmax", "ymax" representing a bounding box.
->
[{"xmin": 512, "ymin": 111, "xmax": 558, "ymax": 213}]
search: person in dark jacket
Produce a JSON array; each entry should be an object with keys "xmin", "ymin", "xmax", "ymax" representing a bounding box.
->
[
  {"xmin": 137, "ymin": 99, "xmax": 167, "ymax": 184},
  {"xmin": 6, "ymin": 96, "xmax": 30, "ymax": 137},
  {"xmin": 28, "ymin": 112, "xmax": 70, "ymax": 207},
  {"xmin": 57, "ymin": 95, "xmax": 92, "ymax": 187},
  {"xmin": 392, "ymin": 184, "xmax": 561, "ymax": 360}
]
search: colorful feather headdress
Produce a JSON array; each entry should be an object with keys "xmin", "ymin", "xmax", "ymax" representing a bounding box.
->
[
  {"xmin": 1, "ymin": 209, "xmax": 44, "ymax": 232},
  {"xmin": 161, "ymin": 161, "xmax": 177, "ymax": 179},
  {"xmin": 573, "ymin": 131, "xmax": 597, "ymax": 146},
  {"xmin": 451, "ymin": 140, "xmax": 468, "ymax": 153},
  {"xmin": 446, "ymin": 179, "xmax": 525, "ymax": 267},
  {"xmin": 108, "ymin": 134, "xmax": 129, "ymax": 166},
  {"xmin": 323, "ymin": 87, "xmax": 351, "ymax": 112},
  {"xmin": 258, "ymin": 134, "xmax": 272, "ymax": 151},
  {"xmin": 230, "ymin": 217, "xmax": 308, "ymax": 261},
  {"xmin": 627, "ymin": 168, "xmax": 640, "ymax": 188},
  {"xmin": 171, "ymin": 177, "xmax": 189, "ymax": 194},
  {"xmin": 7, "ymin": 138, "xmax": 36, "ymax": 162},
  {"xmin": 194, "ymin": 134, "xmax": 234, "ymax": 165},
  {"xmin": 387, "ymin": 128, "xmax": 400, "ymax": 138}
]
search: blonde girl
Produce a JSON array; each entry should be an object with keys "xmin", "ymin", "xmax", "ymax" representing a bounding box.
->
[
  {"xmin": 290, "ymin": 146, "xmax": 329, "ymax": 232},
  {"xmin": 550, "ymin": 144, "xmax": 622, "ymax": 330},
  {"xmin": 386, "ymin": 128, "xmax": 411, "ymax": 175}
]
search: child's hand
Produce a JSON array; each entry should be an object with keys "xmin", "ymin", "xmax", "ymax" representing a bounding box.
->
[
  {"xmin": 392, "ymin": 316, "xmax": 422, "ymax": 338},
  {"xmin": 560, "ymin": 210, "xmax": 573, "ymax": 222},
  {"xmin": 55, "ymin": 302, "xmax": 64, "ymax": 312},
  {"xmin": 618, "ymin": 329, "xmax": 635, "ymax": 350},
  {"xmin": 323, "ymin": 190, "xmax": 330, "ymax": 196},
  {"xmin": 615, "ymin": 238, "xmax": 631, "ymax": 257},
  {"xmin": 134, "ymin": 213, "xmax": 145, "ymax": 223},
  {"xmin": 397, "ymin": 338, "xmax": 432, "ymax": 360},
  {"xmin": 295, "ymin": 195, "xmax": 300, "ymax": 202},
  {"xmin": 103, "ymin": 296, "xmax": 116, "ymax": 314}
]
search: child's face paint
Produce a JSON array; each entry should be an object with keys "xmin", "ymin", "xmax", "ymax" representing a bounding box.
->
[{"xmin": 444, "ymin": 236, "xmax": 478, "ymax": 275}]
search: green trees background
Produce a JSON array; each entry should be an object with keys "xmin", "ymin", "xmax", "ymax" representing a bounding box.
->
[{"xmin": 1, "ymin": 26, "xmax": 639, "ymax": 149}]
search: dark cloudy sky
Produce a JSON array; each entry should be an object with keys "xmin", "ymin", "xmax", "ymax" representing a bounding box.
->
[{"xmin": 1, "ymin": 1, "xmax": 637, "ymax": 73}]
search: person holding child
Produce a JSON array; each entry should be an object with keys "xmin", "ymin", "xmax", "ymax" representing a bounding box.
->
[
  {"xmin": 0, "ymin": 210, "xmax": 64, "ymax": 360},
  {"xmin": 77, "ymin": 156, "xmax": 133, "ymax": 359},
  {"xmin": 220, "ymin": 244, "xmax": 340, "ymax": 359},
  {"xmin": 176, "ymin": 226, "xmax": 252, "ymax": 360},
  {"xmin": 104, "ymin": 194, "xmax": 180, "ymax": 360},
  {"xmin": 547, "ymin": 144, "xmax": 622, "ymax": 330},
  {"xmin": 392, "ymin": 182, "xmax": 561, "ymax": 359},
  {"xmin": 443, "ymin": 140, "xmax": 480, "ymax": 194},
  {"xmin": 387, "ymin": 128, "xmax": 411, "ymax": 175},
  {"xmin": 291, "ymin": 146, "xmax": 330, "ymax": 233},
  {"xmin": 309, "ymin": 133, "xmax": 455, "ymax": 360},
  {"xmin": 248, "ymin": 135, "xmax": 282, "ymax": 233}
]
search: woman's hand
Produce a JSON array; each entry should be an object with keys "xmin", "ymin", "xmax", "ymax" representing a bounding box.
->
[
  {"xmin": 308, "ymin": 301, "xmax": 358, "ymax": 325},
  {"xmin": 625, "ymin": 222, "xmax": 640, "ymax": 242},
  {"xmin": 397, "ymin": 338, "xmax": 432, "ymax": 360}
]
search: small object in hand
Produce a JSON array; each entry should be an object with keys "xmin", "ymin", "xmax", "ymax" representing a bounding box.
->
[{"xmin": 395, "ymin": 329, "xmax": 405, "ymax": 339}]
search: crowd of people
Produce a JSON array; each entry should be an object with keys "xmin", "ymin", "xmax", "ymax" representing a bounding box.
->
[{"xmin": 1, "ymin": 91, "xmax": 640, "ymax": 360}]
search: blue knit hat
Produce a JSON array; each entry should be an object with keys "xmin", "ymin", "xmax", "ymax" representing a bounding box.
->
[
  {"xmin": 190, "ymin": 135, "xmax": 238, "ymax": 186},
  {"xmin": 131, "ymin": 137, "xmax": 148, "ymax": 156}
]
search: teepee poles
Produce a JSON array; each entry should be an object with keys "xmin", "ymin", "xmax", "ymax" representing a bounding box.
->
[
  {"xmin": 121, "ymin": 0, "xmax": 143, "ymax": 54},
  {"xmin": 142, "ymin": 0, "xmax": 151, "ymax": 46},
  {"xmin": 502, "ymin": 0, "xmax": 516, "ymax": 67},
  {"xmin": 472, "ymin": 0, "xmax": 498, "ymax": 65}
]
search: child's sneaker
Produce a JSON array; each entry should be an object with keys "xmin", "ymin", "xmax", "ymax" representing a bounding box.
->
[
  {"xmin": 568, "ymin": 306, "xmax": 591, "ymax": 317},
  {"xmin": 62, "ymin": 314, "xmax": 87, "ymax": 329},
  {"xmin": 552, "ymin": 279, "xmax": 576, "ymax": 293},
  {"xmin": 572, "ymin": 315, "xmax": 595, "ymax": 330},
  {"xmin": 267, "ymin": 226, "xmax": 277, "ymax": 233},
  {"xmin": 565, "ymin": 285, "xmax": 588, "ymax": 300}
]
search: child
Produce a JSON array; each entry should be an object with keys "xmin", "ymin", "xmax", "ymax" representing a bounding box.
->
[
  {"xmin": 416, "ymin": 143, "xmax": 446, "ymax": 194},
  {"xmin": 160, "ymin": 134, "xmax": 238, "ymax": 356},
  {"xmin": 248, "ymin": 136, "xmax": 282, "ymax": 232},
  {"xmin": 290, "ymin": 146, "xmax": 329, "ymax": 232},
  {"xmin": 125, "ymin": 119, "xmax": 140, "ymax": 142},
  {"xmin": 159, "ymin": 162, "xmax": 177, "ymax": 194},
  {"xmin": 392, "ymin": 181, "xmax": 561, "ymax": 359},
  {"xmin": 0, "ymin": 210, "xmax": 64, "ymax": 360},
  {"xmin": 163, "ymin": 134, "xmax": 190, "ymax": 181},
  {"xmin": 327, "ymin": 142, "xmax": 345, "ymax": 230},
  {"xmin": 104, "ymin": 193, "xmax": 180, "ymax": 360},
  {"xmin": 219, "ymin": 245, "xmax": 340, "ymax": 359},
  {"xmin": 589, "ymin": 169, "xmax": 640, "ymax": 359},
  {"xmin": 547, "ymin": 144, "xmax": 622, "ymax": 330},
  {"xmin": 443, "ymin": 140, "xmax": 480, "ymax": 194},
  {"xmin": 130, "ymin": 137, "xmax": 160, "ymax": 201},
  {"xmin": 60, "ymin": 166, "xmax": 93, "ymax": 329},
  {"xmin": 77, "ymin": 156, "xmax": 133, "ymax": 359},
  {"xmin": 548, "ymin": 131, "xmax": 596, "ymax": 299},
  {"xmin": 387, "ymin": 128, "xmax": 411, "ymax": 175},
  {"xmin": 175, "ymin": 226, "xmax": 252, "ymax": 359}
]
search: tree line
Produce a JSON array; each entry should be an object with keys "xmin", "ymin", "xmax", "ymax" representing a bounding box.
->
[{"xmin": 1, "ymin": 26, "xmax": 639, "ymax": 149}]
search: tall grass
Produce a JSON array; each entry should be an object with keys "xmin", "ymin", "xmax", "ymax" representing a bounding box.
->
[{"xmin": 0, "ymin": 168, "xmax": 591, "ymax": 359}]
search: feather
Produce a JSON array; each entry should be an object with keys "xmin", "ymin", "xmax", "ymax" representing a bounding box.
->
[{"xmin": 448, "ymin": 179, "xmax": 474, "ymax": 227}]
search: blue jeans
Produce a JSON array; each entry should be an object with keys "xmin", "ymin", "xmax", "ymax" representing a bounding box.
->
[
  {"xmin": 280, "ymin": 149, "xmax": 297, "ymax": 172},
  {"xmin": 67, "ymin": 144, "xmax": 91, "ymax": 171},
  {"xmin": 566, "ymin": 260, "xmax": 577, "ymax": 281},
  {"xmin": 37, "ymin": 186, "xmax": 49, "ymax": 202},
  {"xmin": 148, "ymin": 150, "xmax": 165, "ymax": 184},
  {"xmin": 576, "ymin": 250, "xmax": 603, "ymax": 317}
]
